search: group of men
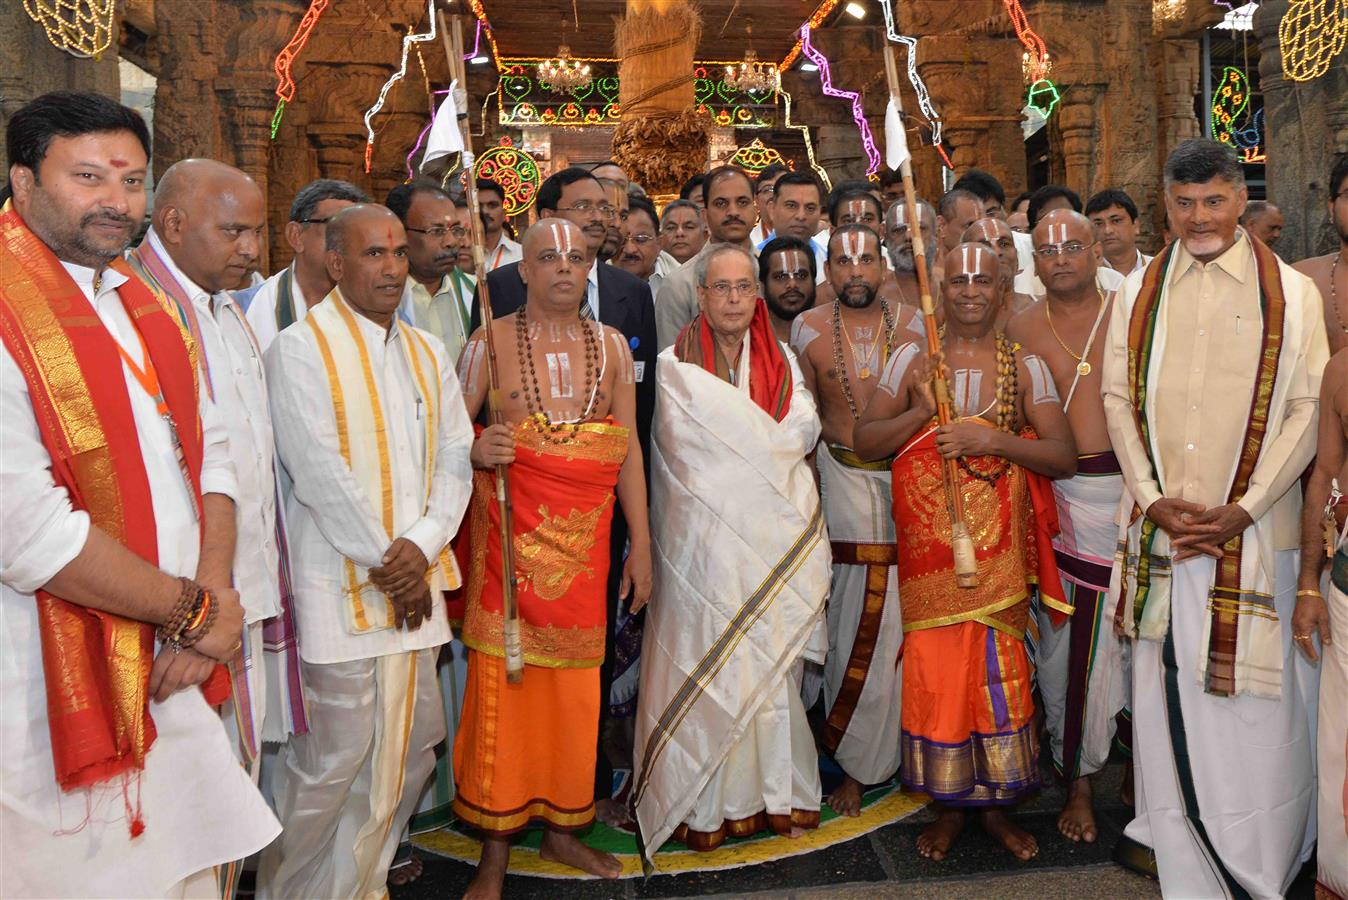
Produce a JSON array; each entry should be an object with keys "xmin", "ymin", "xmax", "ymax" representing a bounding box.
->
[{"xmin": 3, "ymin": 87, "xmax": 1346, "ymax": 900}]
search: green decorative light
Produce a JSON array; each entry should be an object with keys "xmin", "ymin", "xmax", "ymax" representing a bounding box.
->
[{"xmin": 1027, "ymin": 78, "xmax": 1061, "ymax": 118}]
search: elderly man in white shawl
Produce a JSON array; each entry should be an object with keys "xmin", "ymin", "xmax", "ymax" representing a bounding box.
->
[{"xmin": 632, "ymin": 244, "xmax": 831, "ymax": 861}]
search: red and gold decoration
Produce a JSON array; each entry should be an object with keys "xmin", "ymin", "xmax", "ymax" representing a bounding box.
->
[{"xmin": 471, "ymin": 137, "xmax": 542, "ymax": 216}]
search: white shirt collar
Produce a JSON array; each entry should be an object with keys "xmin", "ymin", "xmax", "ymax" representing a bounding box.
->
[
  {"xmin": 588, "ymin": 259, "xmax": 600, "ymax": 289},
  {"xmin": 336, "ymin": 286, "xmax": 403, "ymax": 344},
  {"xmin": 60, "ymin": 259, "xmax": 128, "ymax": 301}
]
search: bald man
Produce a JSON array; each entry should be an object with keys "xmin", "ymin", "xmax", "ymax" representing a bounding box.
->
[
  {"xmin": 962, "ymin": 217, "xmax": 1038, "ymax": 326},
  {"xmin": 1008, "ymin": 209, "xmax": 1131, "ymax": 847},
  {"xmin": 129, "ymin": 161, "xmax": 278, "ymax": 816},
  {"xmin": 455, "ymin": 219, "xmax": 647, "ymax": 897},
  {"xmin": 854, "ymin": 241, "xmax": 1076, "ymax": 863},
  {"xmin": 259, "ymin": 204, "xmax": 473, "ymax": 899},
  {"xmin": 1241, "ymin": 199, "xmax": 1284, "ymax": 248}
]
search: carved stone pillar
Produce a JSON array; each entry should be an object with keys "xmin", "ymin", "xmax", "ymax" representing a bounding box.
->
[
  {"xmin": 1254, "ymin": 0, "xmax": 1348, "ymax": 257},
  {"xmin": 2, "ymin": 4, "xmax": 123, "ymax": 169},
  {"xmin": 1056, "ymin": 87, "xmax": 1099, "ymax": 194},
  {"xmin": 917, "ymin": 36, "xmax": 990, "ymax": 177},
  {"xmin": 306, "ymin": 63, "xmax": 390, "ymax": 187}
]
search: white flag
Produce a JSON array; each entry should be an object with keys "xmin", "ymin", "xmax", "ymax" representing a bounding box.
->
[
  {"xmin": 421, "ymin": 79, "xmax": 465, "ymax": 171},
  {"xmin": 885, "ymin": 96, "xmax": 910, "ymax": 171}
]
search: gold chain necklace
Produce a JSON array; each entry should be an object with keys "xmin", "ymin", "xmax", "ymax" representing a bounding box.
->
[{"xmin": 1046, "ymin": 285, "xmax": 1105, "ymax": 377}]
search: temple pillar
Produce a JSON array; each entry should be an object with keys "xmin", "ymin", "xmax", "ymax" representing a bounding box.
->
[
  {"xmin": 1, "ymin": 3, "xmax": 123, "ymax": 170},
  {"xmin": 1254, "ymin": 0, "xmax": 1348, "ymax": 258}
]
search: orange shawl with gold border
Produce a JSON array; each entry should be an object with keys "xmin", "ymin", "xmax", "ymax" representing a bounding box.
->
[
  {"xmin": 891, "ymin": 422, "xmax": 1068, "ymax": 638},
  {"xmin": 459, "ymin": 417, "xmax": 628, "ymax": 668},
  {"xmin": 0, "ymin": 207, "xmax": 217, "ymax": 803}
]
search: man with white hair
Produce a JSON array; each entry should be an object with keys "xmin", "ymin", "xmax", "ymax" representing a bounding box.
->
[{"xmin": 635, "ymin": 243, "xmax": 831, "ymax": 859}]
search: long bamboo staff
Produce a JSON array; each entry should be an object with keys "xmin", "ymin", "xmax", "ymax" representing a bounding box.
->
[
  {"xmin": 441, "ymin": 7, "xmax": 526, "ymax": 679},
  {"xmin": 883, "ymin": 44, "xmax": 978, "ymax": 588}
]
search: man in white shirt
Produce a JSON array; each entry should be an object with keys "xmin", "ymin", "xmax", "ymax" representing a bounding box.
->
[
  {"xmin": 128, "ymin": 160, "xmax": 280, "ymax": 830},
  {"xmin": 2, "ymin": 90, "xmax": 278, "ymax": 899},
  {"xmin": 1086, "ymin": 188, "xmax": 1153, "ymax": 276},
  {"xmin": 659, "ymin": 198, "xmax": 708, "ymax": 265},
  {"xmin": 613, "ymin": 195, "xmax": 676, "ymax": 295},
  {"xmin": 476, "ymin": 177, "xmax": 521, "ymax": 273},
  {"xmin": 239, "ymin": 178, "xmax": 368, "ymax": 353},
  {"xmin": 656, "ymin": 167, "xmax": 760, "ymax": 349},
  {"xmin": 757, "ymin": 172, "xmax": 829, "ymax": 285},
  {"xmin": 259, "ymin": 204, "xmax": 474, "ymax": 899},
  {"xmin": 388, "ymin": 181, "xmax": 475, "ymax": 362}
]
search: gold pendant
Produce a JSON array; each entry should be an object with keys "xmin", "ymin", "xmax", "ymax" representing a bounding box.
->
[
  {"xmin": 1077, "ymin": 360, "xmax": 1092, "ymax": 377},
  {"xmin": 859, "ymin": 366, "xmax": 872, "ymax": 380}
]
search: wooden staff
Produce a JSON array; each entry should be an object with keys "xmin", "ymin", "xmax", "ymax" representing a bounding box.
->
[
  {"xmin": 883, "ymin": 44, "xmax": 978, "ymax": 588},
  {"xmin": 441, "ymin": 6, "xmax": 525, "ymax": 679}
]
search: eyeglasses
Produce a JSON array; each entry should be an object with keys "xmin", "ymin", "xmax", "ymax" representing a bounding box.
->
[
  {"xmin": 556, "ymin": 202, "xmax": 617, "ymax": 218},
  {"xmin": 406, "ymin": 225, "xmax": 469, "ymax": 239},
  {"xmin": 769, "ymin": 269, "xmax": 813, "ymax": 283},
  {"xmin": 705, "ymin": 280, "xmax": 757, "ymax": 298},
  {"xmin": 625, "ymin": 233, "xmax": 657, "ymax": 245},
  {"xmin": 1034, "ymin": 241, "xmax": 1096, "ymax": 258},
  {"xmin": 296, "ymin": 217, "xmax": 330, "ymax": 226}
]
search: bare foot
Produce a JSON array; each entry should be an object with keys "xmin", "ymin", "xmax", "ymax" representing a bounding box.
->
[
  {"xmin": 595, "ymin": 797, "xmax": 633, "ymax": 829},
  {"xmin": 789, "ymin": 826, "xmax": 806, "ymax": 838},
  {"xmin": 916, "ymin": 807, "xmax": 965, "ymax": 860},
  {"xmin": 827, "ymin": 775, "xmax": 864, "ymax": 818},
  {"xmin": 539, "ymin": 829, "xmax": 623, "ymax": 879},
  {"xmin": 1120, "ymin": 758, "xmax": 1135, "ymax": 807},
  {"xmin": 463, "ymin": 837, "xmax": 509, "ymax": 900},
  {"xmin": 981, "ymin": 808, "xmax": 1039, "ymax": 860},
  {"xmin": 1057, "ymin": 776, "xmax": 1097, "ymax": 843},
  {"xmin": 387, "ymin": 852, "xmax": 423, "ymax": 887}
]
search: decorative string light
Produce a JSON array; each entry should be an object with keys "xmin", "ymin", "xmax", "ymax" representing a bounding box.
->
[
  {"xmin": 779, "ymin": 84, "xmax": 832, "ymax": 190},
  {"xmin": 779, "ymin": 0, "xmax": 843, "ymax": 71},
  {"xmin": 270, "ymin": 0, "xmax": 332, "ymax": 139},
  {"xmin": 1210, "ymin": 65, "xmax": 1251, "ymax": 143},
  {"xmin": 364, "ymin": 0, "xmax": 440, "ymax": 174},
  {"xmin": 1026, "ymin": 78, "xmax": 1061, "ymax": 117},
  {"xmin": 729, "ymin": 138, "xmax": 789, "ymax": 174},
  {"xmin": 1004, "ymin": 0, "xmax": 1050, "ymax": 82},
  {"xmin": 472, "ymin": 137, "xmax": 542, "ymax": 215},
  {"xmin": 878, "ymin": 0, "xmax": 944, "ymax": 147},
  {"xmin": 799, "ymin": 23, "xmax": 881, "ymax": 177},
  {"xmin": 1279, "ymin": 0, "xmax": 1348, "ymax": 82},
  {"xmin": 23, "ymin": 0, "xmax": 115, "ymax": 59}
]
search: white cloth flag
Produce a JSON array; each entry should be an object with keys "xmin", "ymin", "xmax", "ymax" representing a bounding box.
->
[
  {"xmin": 420, "ymin": 79, "xmax": 465, "ymax": 171},
  {"xmin": 885, "ymin": 96, "xmax": 909, "ymax": 171}
]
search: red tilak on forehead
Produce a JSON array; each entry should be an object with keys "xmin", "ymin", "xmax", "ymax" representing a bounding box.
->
[{"xmin": 109, "ymin": 159, "xmax": 129, "ymax": 168}]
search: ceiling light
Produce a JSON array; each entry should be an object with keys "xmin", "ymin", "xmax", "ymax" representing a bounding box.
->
[
  {"xmin": 470, "ymin": 55, "xmax": 489, "ymax": 65},
  {"xmin": 845, "ymin": 1, "xmax": 866, "ymax": 19}
]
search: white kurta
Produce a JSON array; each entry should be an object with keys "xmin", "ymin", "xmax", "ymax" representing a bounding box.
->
[
  {"xmin": 0, "ymin": 262, "xmax": 280, "ymax": 898},
  {"xmin": 242, "ymin": 263, "xmax": 316, "ymax": 354},
  {"xmin": 264, "ymin": 309, "xmax": 473, "ymax": 665},
  {"xmin": 260, "ymin": 299, "xmax": 473, "ymax": 899}
]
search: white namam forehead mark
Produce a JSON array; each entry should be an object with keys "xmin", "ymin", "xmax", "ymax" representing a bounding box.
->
[
  {"xmin": 1045, "ymin": 222, "xmax": 1072, "ymax": 246},
  {"xmin": 960, "ymin": 244, "xmax": 985, "ymax": 277},
  {"xmin": 548, "ymin": 220, "xmax": 574, "ymax": 256},
  {"xmin": 842, "ymin": 229, "xmax": 865, "ymax": 259},
  {"xmin": 877, "ymin": 341, "xmax": 921, "ymax": 397},
  {"xmin": 1024, "ymin": 354, "xmax": 1061, "ymax": 405}
]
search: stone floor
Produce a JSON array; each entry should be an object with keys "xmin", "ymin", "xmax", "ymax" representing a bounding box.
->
[{"xmin": 391, "ymin": 755, "xmax": 1322, "ymax": 899}]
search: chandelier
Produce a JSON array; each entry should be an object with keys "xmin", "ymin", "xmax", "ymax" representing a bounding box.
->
[
  {"xmin": 538, "ymin": 45, "xmax": 592, "ymax": 94},
  {"xmin": 1022, "ymin": 49, "xmax": 1053, "ymax": 83},
  {"xmin": 725, "ymin": 48, "xmax": 777, "ymax": 93},
  {"xmin": 725, "ymin": 23, "xmax": 777, "ymax": 94}
]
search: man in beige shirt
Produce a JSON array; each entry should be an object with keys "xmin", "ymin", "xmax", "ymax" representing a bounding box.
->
[{"xmin": 1102, "ymin": 139, "xmax": 1328, "ymax": 900}]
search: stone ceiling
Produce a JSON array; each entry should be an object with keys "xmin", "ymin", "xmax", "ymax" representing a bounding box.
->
[{"xmin": 473, "ymin": 0, "xmax": 841, "ymax": 65}]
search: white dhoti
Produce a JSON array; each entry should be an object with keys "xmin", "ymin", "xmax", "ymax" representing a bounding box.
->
[
  {"xmin": 259, "ymin": 648, "xmax": 444, "ymax": 900},
  {"xmin": 816, "ymin": 444, "xmax": 902, "ymax": 786},
  {"xmin": 1121, "ymin": 550, "xmax": 1318, "ymax": 900},
  {"xmin": 1319, "ymin": 542, "xmax": 1348, "ymax": 898},
  {"xmin": 634, "ymin": 345, "xmax": 831, "ymax": 861},
  {"xmin": 1036, "ymin": 453, "xmax": 1130, "ymax": 779}
]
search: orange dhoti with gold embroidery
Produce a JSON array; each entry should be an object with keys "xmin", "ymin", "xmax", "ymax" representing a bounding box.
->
[
  {"xmin": 452, "ymin": 418, "xmax": 628, "ymax": 834},
  {"xmin": 891, "ymin": 425, "xmax": 1068, "ymax": 805}
]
